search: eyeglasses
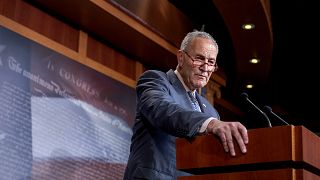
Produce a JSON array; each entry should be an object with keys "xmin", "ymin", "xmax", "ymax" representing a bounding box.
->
[{"xmin": 183, "ymin": 51, "xmax": 218, "ymax": 72}]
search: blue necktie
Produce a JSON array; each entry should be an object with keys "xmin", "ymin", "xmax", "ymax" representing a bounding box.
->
[{"xmin": 187, "ymin": 91, "xmax": 201, "ymax": 112}]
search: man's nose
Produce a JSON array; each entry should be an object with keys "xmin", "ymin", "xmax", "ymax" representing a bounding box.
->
[{"xmin": 200, "ymin": 62, "xmax": 210, "ymax": 71}]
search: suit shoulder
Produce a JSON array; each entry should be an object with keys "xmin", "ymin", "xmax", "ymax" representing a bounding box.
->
[
  {"xmin": 136, "ymin": 70, "xmax": 171, "ymax": 93},
  {"xmin": 139, "ymin": 70, "xmax": 167, "ymax": 79}
]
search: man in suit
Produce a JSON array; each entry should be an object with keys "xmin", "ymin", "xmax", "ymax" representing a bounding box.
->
[{"xmin": 124, "ymin": 31, "xmax": 248, "ymax": 179}]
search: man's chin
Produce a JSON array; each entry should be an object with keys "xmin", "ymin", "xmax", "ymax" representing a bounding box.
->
[{"xmin": 193, "ymin": 82, "xmax": 207, "ymax": 89}]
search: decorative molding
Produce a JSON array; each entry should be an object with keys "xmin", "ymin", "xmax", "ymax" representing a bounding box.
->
[
  {"xmin": 205, "ymin": 79, "xmax": 222, "ymax": 105},
  {"xmin": 90, "ymin": 0, "xmax": 178, "ymax": 54},
  {"xmin": 78, "ymin": 30, "xmax": 88, "ymax": 62}
]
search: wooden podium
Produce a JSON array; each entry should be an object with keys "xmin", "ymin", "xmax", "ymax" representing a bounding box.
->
[{"xmin": 176, "ymin": 125, "xmax": 320, "ymax": 180}]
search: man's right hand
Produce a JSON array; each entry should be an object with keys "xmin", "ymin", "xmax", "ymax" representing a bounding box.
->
[{"xmin": 206, "ymin": 120, "xmax": 249, "ymax": 156}]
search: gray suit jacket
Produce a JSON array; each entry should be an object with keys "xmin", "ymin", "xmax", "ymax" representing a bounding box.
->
[{"xmin": 124, "ymin": 69, "xmax": 220, "ymax": 180}]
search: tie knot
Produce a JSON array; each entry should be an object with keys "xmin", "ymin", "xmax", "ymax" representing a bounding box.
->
[{"xmin": 187, "ymin": 91, "xmax": 197, "ymax": 103}]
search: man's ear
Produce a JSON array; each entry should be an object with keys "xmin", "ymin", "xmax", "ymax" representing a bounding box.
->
[{"xmin": 177, "ymin": 50, "xmax": 184, "ymax": 68}]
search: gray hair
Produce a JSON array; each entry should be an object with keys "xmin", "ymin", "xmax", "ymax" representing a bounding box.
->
[{"xmin": 180, "ymin": 31, "xmax": 218, "ymax": 51}]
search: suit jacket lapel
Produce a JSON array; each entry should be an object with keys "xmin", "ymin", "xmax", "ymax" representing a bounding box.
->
[{"xmin": 166, "ymin": 70, "xmax": 194, "ymax": 110}]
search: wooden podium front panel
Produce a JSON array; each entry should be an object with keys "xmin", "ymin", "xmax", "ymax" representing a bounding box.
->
[
  {"xmin": 296, "ymin": 127, "xmax": 320, "ymax": 171},
  {"xmin": 176, "ymin": 125, "xmax": 295, "ymax": 170},
  {"xmin": 178, "ymin": 169, "xmax": 319, "ymax": 180}
]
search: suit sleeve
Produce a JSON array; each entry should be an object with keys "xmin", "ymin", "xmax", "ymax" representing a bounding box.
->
[{"xmin": 136, "ymin": 70, "xmax": 213, "ymax": 138}]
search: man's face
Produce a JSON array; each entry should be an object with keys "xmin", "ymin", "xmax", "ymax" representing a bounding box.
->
[{"xmin": 177, "ymin": 37, "xmax": 218, "ymax": 90}]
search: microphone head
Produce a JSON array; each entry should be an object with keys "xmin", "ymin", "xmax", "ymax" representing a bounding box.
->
[
  {"xmin": 240, "ymin": 92, "xmax": 249, "ymax": 99},
  {"xmin": 263, "ymin": 105, "xmax": 272, "ymax": 112}
]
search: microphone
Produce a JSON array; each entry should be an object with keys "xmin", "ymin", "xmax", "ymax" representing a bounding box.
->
[
  {"xmin": 263, "ymin": 106, "xmax": 290, "ymax": 125},
  {"xmin": 241, "ymin": 93, "xmax": 272, "ymax": 127}
]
